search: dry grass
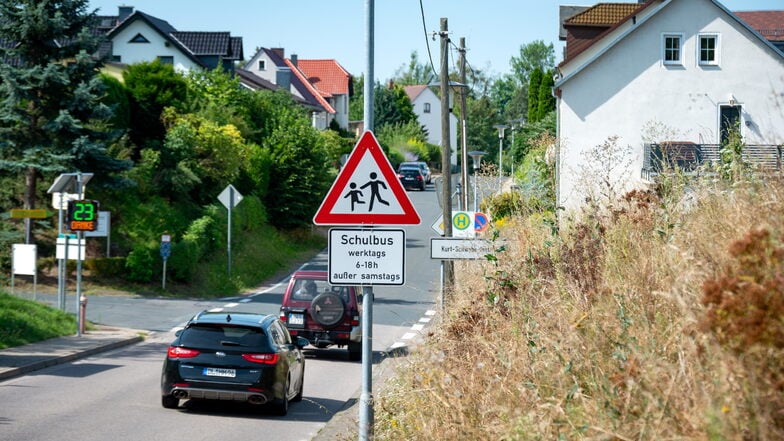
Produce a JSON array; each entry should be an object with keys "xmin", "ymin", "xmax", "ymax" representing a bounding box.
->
[{"xmin": 376, "ymin": 176, "xmax": 784, "ymax": 440}]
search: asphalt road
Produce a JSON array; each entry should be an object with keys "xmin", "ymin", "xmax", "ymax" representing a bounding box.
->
[{"xmin": 2, "ymin": 182, "xmax": 444, "ymax": 441}]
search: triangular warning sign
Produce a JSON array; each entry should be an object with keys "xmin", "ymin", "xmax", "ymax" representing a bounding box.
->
[{"xmin": 313, "ymin": 131, "xmax": 421, "ymax": 225}]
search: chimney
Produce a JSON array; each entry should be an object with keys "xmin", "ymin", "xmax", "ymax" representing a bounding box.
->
[
  {"xmin": 290, "ymin": 53, "xmax": 298, "ymax": 67},
  {"xmin": 271, "ymin": 48, "xmax": 285, "ymax": 59},
  {"xmin": 118, "ymin": 6, "xmax": 134, "ymax": 22}
]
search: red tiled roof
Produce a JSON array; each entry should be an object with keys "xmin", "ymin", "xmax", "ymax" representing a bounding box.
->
[
  {"xmin": 735, "ymin": 11, "xmax": 784, "ymax": 41},
  {"xmin": 296, "ymin": 59, "xmax": 351, "ymax": 96},
  {"xmin": 285, "ymin": 59, "xmax": 336, "ymax": 114},
  {"xmin": 404, "ymin": 85, "xmax": 428, "ymax": 102},
  {"xmin": 566, "ymin": 3, "xmax": 641, "ymax": 26}
]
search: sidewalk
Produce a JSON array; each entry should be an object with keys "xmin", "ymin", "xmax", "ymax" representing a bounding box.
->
[{"xmin": 0, "ymin": 325, "xmax": 145, "ymax": 382}]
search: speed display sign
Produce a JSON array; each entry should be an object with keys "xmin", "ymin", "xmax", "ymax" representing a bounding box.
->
[{"xmin": 67, "ymin": 200, "xmax": 100, "ymax": 231}]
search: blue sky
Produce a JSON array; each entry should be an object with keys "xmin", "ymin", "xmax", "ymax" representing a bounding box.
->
[{"xmin": 89, "ymin": 1, "xmax": 782, "ymax": 82}]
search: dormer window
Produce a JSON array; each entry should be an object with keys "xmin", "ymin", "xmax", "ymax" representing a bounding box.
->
[
  {"xmin": 698, "ymin": 33, "xmax": 720, "ymax": 66},
  {"xmin": 662, "ymin": 33, "xmax": 683, "ymax": 65},
  {"xmin": 129, "ymin": 33, "xmax": 149, "ymax": 43}
]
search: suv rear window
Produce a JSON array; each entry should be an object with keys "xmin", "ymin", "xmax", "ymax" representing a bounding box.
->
[
  {"xmin": 180, "ymin": 324, "xmax": 271, "ymax": 351},
  {"xmin": 290, "ymin": 279, "xmax": 351, "ymax": 302}
]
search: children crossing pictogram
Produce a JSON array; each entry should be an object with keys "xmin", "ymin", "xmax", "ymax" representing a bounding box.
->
[{"xmin": 313, "ymin": 131, "xmax": 420, "ymax": 225}]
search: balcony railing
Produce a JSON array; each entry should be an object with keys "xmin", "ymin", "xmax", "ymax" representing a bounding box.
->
[{"xmin": 642, "ymin": 142, "xmax": 784, "ymax": 180}]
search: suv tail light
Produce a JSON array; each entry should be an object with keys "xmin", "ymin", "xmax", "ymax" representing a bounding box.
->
[
  {"xmin": 242, "ymin": 353, "xmax": 280, "ymax": 364},
  {"xmin": 279, "ymin": 310, "xmax": 287, "ymax": 322},
  {"xmin": 350, "ymin": 313, "xmax": 360, "ymax": 326},
  {"xmin": 168, "ymin": 346, "xmax": 200, "ymax": 359}
]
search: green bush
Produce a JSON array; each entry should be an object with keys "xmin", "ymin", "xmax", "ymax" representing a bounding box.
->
[
  {"xmin": 482, "ymin": 191, "xmax": 525, "ymax": 220},
  {"xmin": 167, "ymin": 207, "xmax": 224, "ymax": 282},
  {"xmin": 125, "ymin": 244, "xmax": 156, "ymax": 282},
  {"xmin": 85, "ymin": 257, "xmax": 126, "ymax": 278}
]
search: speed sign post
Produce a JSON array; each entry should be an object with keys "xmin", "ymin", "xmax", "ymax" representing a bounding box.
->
[
  {"xmin": 65, "ymin": 199, "xmax": 99, "ymax": 337},
  {"xmin": 67, "ymin": 200, "xmax": 100, "ymax": 232}
]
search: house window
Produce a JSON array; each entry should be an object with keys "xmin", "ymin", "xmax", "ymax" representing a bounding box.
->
[
  {"xmin": 662, "ymin": 34, "xmax": 683, "ymax": 65},
  {"xmin": 157, "ymin": 56, "xmax": 174, "ymax": 65},
  {"xmin": 258, "ymin": 60, "xmax": 266, "ymax": 71},
  {"xmin": 699, "ymin": 34, "xmax": 720, "ymax": 66},
  {"xmin": 423, "ymin": 103, "xmax": 431, "ymax": 113},
  {"xmin": 111, "ymin": 55, "xmax": 121, "ymax": 63},
  {"xmin": 129, "ymin": 33, "xmax": 149, "ymax": 43}
]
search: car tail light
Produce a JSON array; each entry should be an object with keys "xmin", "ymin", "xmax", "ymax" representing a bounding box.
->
[
  {"xmin": 417, "ymin": 175, "xmax": 423, "ymax": 181},
  {"xmin": 289, "ymin": 330, "xmax": 298, "ymax": 335},
  {"xmin": 168, "ymin": 346, "xmax": 200, "ymax": 359},
  {"xmin": 242, "ymin": 353, "xmax": 279, "ymax": 364},
  {"xmin": 337, "ymin": 333, "xmax": 349, "ymax": 339},
  {"xmin": 351, "ymin": 314, "xmax": 360, "ymax": 326},
  {"xmin": 279, "ymin": 311, "xmax": 287, "ymax": 322}
]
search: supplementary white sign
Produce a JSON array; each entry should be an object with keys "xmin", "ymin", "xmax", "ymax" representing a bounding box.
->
[
  {"xmin": 56, "ymin": 235, "xmax": 86, "ymax": 260},
  {"xmin": 328, "ymin": 228, "xmax": 405, "ymax": 285},
  {"xmin": 430, "ymin": 238, "xmax": 496, "ymax": 260},
  {"xmin": 12, "ymin": 244, "xmax": 37, "ymax": 276}
]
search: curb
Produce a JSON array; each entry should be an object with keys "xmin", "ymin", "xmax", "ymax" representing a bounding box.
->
[
  {"xmin": 0, "ymin": 334, "xmax": 144, "ymax": 383},
  {"xmin": 312, "ymin": 345, "xmax": 410, "ymax": 440}
]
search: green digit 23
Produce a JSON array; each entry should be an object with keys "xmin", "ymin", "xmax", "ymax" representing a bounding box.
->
[{"xmin": 74, "ymin": 202, "xmax": 95, "ymax": 221}]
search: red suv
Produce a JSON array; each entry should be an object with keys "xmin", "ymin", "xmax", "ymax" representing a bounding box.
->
[{"xmin": 279, "ymin": 271, "xmax": 362, "ymax": 361}]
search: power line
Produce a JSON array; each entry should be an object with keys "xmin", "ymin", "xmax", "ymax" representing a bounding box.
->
[{"xmin": 418, "ymin": 0, "xmax": 438, "ymax": 81}]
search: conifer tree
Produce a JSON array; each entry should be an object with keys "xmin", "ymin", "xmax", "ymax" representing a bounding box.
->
[{"xmin": 0, "ymin": 0, "xmax": 129, "ymax": 211}]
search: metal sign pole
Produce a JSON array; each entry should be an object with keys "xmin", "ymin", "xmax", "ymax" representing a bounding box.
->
[
  {"xmin": 359, "ymin": 285, "xmax": 374, "ymax": 440},
  {"xmin": 228, "ymin": 187, "xmax": 233, "ymax": 277}
]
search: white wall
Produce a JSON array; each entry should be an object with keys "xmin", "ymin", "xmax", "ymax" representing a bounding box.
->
[
  {"xmin": 557, "ymin": 0, "xmax": 784, "ymax": 213},
  {"xmin": 111, "ymin": 21, "xmax": 200, "ymax": 72},
  {"xmin": 413, "ymin": 88, "xmax": 458, "ymax": 165}
]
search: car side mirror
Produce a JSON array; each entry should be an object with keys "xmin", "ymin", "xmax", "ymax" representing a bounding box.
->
[{"xmin": 295, "ymin": 336, "xmax": 310, "ymax": 349}]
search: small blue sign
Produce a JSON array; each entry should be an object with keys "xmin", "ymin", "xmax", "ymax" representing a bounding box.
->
[{"xmin": 160, "ymin": 241, "xmax": 171, "ymax": 259}]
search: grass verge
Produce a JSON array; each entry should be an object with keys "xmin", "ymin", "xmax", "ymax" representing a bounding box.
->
[
  {"xmin": 376, "ymin": 176, "xmax": 784, "ymax": 440},
  {"xmin": 0, "ymin": 292, "xmax": 76, "ymax": 349}
]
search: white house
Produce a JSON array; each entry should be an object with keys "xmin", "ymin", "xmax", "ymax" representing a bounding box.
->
[
  {"xmin": 102, "ymin": 7, "xmax": 242, "ymax": 73},
  {"xmin": 404, "ymin": 85, "xmax": 458, "ymax": 165},
  {"xmin": 555, "ymin": 0, "xmax": 784, "ymax": 214},
  {"xmin": 243, "ymin": 48, "xmax": 352, "ymax": 131}
]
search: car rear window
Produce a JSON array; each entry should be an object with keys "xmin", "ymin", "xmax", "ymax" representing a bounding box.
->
[
  {"xmin": 290, "ymin": 278, "xmax": 352, "ymax": 302},
  {"xmin": 179, "ymin": 324, "xmax": 272, "ymax": 351}
]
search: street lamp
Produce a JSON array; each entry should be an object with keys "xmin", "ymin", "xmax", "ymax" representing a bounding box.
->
[
  {"xmin": 493, "ymin": 124, "xmax": 508, "ymax": 178},
  {"xmin": 507, "ymin": 117, "xmax": 525, "ymax": 176},
  {"xmin": 468, "ymin": 150, "xmax": 486, "ymax": 212}
]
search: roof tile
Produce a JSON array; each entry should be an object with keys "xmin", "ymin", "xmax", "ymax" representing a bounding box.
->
[
  {"xmin": 735, "ymin": 11, "xmax": 784, "ymax": 41},
  {"xmin": 566, "ymin": 3, "xmax": 641, "ymax": 26}
]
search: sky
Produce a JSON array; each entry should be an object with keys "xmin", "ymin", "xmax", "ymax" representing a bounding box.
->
[{"xmin": 88, "ymin": 0, "xmax": 782, "ymax": 82}]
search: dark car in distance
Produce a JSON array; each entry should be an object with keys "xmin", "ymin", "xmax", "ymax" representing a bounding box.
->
[
  {"xmin": 398, "ymin": 161, "xmax": 431, "ymax": 184},
  {"xmin": 161, "ymin": 311, "xmax": 307, "ymax": 415},
  {"xmin": 279, "ymin": 270, "xmax": 363, "ymax": 361},
  {"xmin": 397, "ymin": 166, "xmax": 427, "ymax": 191}
]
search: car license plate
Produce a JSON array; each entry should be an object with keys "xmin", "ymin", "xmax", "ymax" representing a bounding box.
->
[
  {"xmin": 289, "ymin": 313, "xmax": 304, "ymax": 326},
  {"xmin": 204, "ymin": 367, "xmax": 236, "ymax": 378}
]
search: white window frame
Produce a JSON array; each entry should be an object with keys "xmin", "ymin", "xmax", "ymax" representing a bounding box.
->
[
  {"xmin": 662, "ymin": 33, "xmax": 684, "ymax": 66},
  {"xmin": 698, "ymin": 33, "xmax": 720, "ymax": 66}
]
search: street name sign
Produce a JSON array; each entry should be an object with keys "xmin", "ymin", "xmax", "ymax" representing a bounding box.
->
[
  {"xmin": 430, "ymin": 237, "xmax": 496, "ymax": 260},
  {"xmin": 328, "ymin": 228, "xmax": 405, "ymax": 285},
  {"xmin": 10, "ymin": 209, "xmax": 48, "ymax": 219},
  {"xmin": 314, "ymin": 131, "xmax": 420, "ymax": 225}
]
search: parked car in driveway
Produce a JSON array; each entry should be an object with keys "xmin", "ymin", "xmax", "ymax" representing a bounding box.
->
[
  {"xmin": 397, "ymin": 166, "xmax": 427, "ymax": 191},
  {"xmin": 279, "ymin": 270, "xmax": 363, "ymax": 361},
  {"xmin": 398, "ymin": 161, "xmax": 431, "ymax": 184},
  {"xmin": 161, "ymin": 310, "xmax": 307, "ymax": 415}
]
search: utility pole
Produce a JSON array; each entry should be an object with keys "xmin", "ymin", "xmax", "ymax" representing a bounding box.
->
[
  {"xmin": 458, "ymin": 37, "xmax": 469, "ymax": 211},
  {"xmin": 439, "ymin": 18, "xmax": 454, "ymax": 298}
]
